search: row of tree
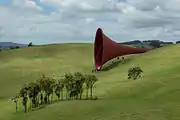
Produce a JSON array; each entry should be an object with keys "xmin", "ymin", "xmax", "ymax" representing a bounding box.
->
[
  {"xmin": 10, "ymin": 72, "xmax": 98, "ymax": 113},
  {"xmin": 10, "ymin": 42, "xmax": 33, "ymax": 49},
  {"xmin": 0, "ymin": 42, "xmax": 33, "ymax": 52},
  {"xmin": 176, "ymin": 41, "xmax": 180, "ymax": 44},
  {"xmin": 9, "ymin": 46, "xmax": 20, "ymax": 49}
]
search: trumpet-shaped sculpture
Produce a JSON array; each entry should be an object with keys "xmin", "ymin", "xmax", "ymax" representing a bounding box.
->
[{"xmin": 94, "ymin": 28, "xmax": 149, "ymax": 70}]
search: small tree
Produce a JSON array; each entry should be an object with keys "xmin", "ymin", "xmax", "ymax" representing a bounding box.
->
[
  {"xmin": 16, "ymin": 46, "xmax": 20, "ymax": 49},
  {"xmin": 85, "ymin": 74, "xmax": 98, "ymax": 99},
  {"xmin": 37, "ymin": 75, "xmax": 55, "ymax": 104},
  {"xmin": 54, "ymin": 81, "xmax": 61, "ymax": 100},
  {"xmin": 63, "ymin": 73, "xmax": 74, "ymax": 100},
  {"xmin": 149, "ymin": 40, "xmax": 161, "ymax": 48},
  {"xmin": 55, "ymin": 80, "xmax": 64, "ymax": 100},
  {"xmin": 84, "ymin": 75, "xmax": 90, "ymax": 99},
  {"xmin": 73, "ymin": 72, "xmax": 85, "ymax": 100},
  {"xmin": 28, "ymin": 42, "xmax": 33, "ymax": 47},
  {"xmin": 9, "ymin": 95, "xmax": 19, "ymax": 112},
  {"xmin": 19, "ymin": 84, "xmax": 29, "ymax": 113},
  {"xmin": 10, "ymin": 46, "xmax": 15, "ymax": 49},
  {"xmin": 86, "ymin": 74, "xmax": 98, "ymax": 99},
  {"xmin": 128, "ymin": 66, "xmax": 143, "ymax": 80},
  {"xmin": 27, "ymin": 82, "xmax": 40, "ymax": 108}
]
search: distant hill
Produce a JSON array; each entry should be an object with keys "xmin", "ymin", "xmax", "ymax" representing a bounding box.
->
[{"xmin": 0, "ymin": 42, "xmax": 27, "ymax": 49}]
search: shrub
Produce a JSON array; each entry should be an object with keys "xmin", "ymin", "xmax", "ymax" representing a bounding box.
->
[
  {"xmin": 128, "ymin": 66, "xmax": 143, "ymax": 80},
  {"xmin": 10, "ymin": 46, "xmax": 15, "ymax": 49},
  {"xmin": 16, "ymin": 46, "xmax": 20, "ymax": 49},
  {"xmin": 28, "ymin": 42, "xmax": 33, "ymax": 47},
  {"xmin": 9, "ymin": 46, "xmax": 20, "ymax": 49}
]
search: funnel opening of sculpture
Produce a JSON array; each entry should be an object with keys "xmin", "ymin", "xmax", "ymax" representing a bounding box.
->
[{"xmin": 94, "ymin": 28, "xmax": 103, "ymax": 70}]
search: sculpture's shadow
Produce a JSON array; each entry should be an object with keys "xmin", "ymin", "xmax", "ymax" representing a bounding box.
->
[{"xmin": 100, "ymin": 57, "xmax": 132, "ymax": 71}]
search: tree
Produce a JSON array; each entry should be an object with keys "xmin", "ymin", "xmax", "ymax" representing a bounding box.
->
[
  {"xmin": 28, "ymin": 42, "xmax": 33, "ymax": 47},
  {"xmin": 16, "ymin": 46, "xmax": 20, "ymax": 49},
  {"xmin": 149, "ymin": 40, "xmax": 161, "ymax": 48},
  {"xmin": 63, "ymin": 73, "xmax": 74, "ymax": 100},
  {"xmin": 54, "ymin": 81, "xmax": 61, "ymax": 100},
  {"xmin": 55, "ymin": 80, "xmax": 64, "ymax": 100},
  {"xmin": 37, "ymin": 75, "xmax": 55, "ymax": 104},
  {"xmin": 37, "ymin": 75, "xmax": 48, "ymax": 104},
  {"xmin": 73, "ymin": 72, "xmax": 85, "ymax": 100},
  {"xmin": 84, "ymin": 75, "xmax": 90, "ymax": 99},
  {"xmin": 128, "ymin": 66, "xmax": 143, "ymax": 80},
  {"xmin": 85, "ymin": 74, "xmax": 98, "ymax": 99},
  {"xmin": 50, "ymin": 78, "xmax": 56, "ymax": 103},
  {"xmin": 19, "ymin": 84, "xmax": 29, "ymax": 113},
  {"xmin": 36, "ymin": 78, "xmax": 44, "ymax": 105},
  {"xmin": 9, "ymin": 46, "xmax": 15, "ymax": 49},
  {"xmin": 9, "ymin": 46, "xmax": 20, "ymax": 50},
  {"xmin": 9, "ymin": 95, "xmax": 19, "ymax": 112},
  {"xmin": 12, "ymin": 72, "xmax": 99, "ymax": 113},
  {"xmin": 60, "ymin": 81, "xmax": 64, "ymax": 100},
  {"xmin": 27, "ymin": 82, "xmax": 40, "ymax": 108}
]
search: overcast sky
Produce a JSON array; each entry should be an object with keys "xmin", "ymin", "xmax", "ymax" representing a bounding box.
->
[{"xmin": 0, "ymin": 0, "xmax": 180, "ymax": 45}]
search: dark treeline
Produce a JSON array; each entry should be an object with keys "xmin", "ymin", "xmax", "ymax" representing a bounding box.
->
[
  {"xmin": 10, "ymin": 46, "xmax": 20, "ymax": 49},
  {"xmin": 10, "ymin": 72, "xmax": 98, "ymax": 113},
  {"xmin": 0, "ymin": 42, "xmax": 32, "ymax": 51},
  {"xmin": 119, "ymin": 40, "xmax": 174, "ymax": 49},
  {"xmin": 0, "ymin": 46, "xmax": 20, "ymax": 51},
  {"xmin": 120, "ymin": 40, "xmax": 141, "ymax": 45},
  {"xmin": 120, "ymin": 40, "xmax": 174, "ymax": 45},
  {"xmin": 176, "ymin": 41, "xmax": 180, "ymax": 44}
]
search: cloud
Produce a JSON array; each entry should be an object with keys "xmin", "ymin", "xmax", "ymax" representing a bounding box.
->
[
  {"xmin": 1, "ymin": 0, "xmax": 180, "ymax": 44},
  {"xmin": 11, "ymin": 0, "xmax": 43, "ymax": 11}
]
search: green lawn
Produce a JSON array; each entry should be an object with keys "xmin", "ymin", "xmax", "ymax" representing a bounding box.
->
[{"xmin": 0, "ymin": 43, "xmax": 180, "ymax": 120}]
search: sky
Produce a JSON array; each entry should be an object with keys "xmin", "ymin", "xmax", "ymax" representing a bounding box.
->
[{"xmin": 0, "ymin": 0, "xmax": 180, "ymax": 45}]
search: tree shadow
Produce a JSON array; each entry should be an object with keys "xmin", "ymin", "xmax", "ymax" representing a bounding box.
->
[
  {"xmin": 28, "ymin": 97, "xmax": 101, "ymax": 112},
  {"xmin": 31, "ymin": 105, "xmax": 46, "ymax": 112},
  {"xmin": 79, "ymin": 97, "xmax": 101, "ymax": 101}
]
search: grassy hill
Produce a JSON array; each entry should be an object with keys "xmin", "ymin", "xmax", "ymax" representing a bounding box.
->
[{"xmin": 0, "ymin": 43, "xmax": 180, "ymax": 120}]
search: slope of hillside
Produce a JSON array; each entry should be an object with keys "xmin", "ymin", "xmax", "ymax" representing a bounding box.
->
[{"xmin": 0, "ymin": 44, "xmax": 180, "ymax": 120}]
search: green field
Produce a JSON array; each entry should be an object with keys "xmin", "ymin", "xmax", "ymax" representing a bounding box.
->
[{"xmin": 1, "ymin": 43, "xmax": 180, "ymax": 120}]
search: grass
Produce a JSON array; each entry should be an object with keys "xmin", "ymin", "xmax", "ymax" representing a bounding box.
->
[{"xmin": 0, "ymin": 43, "xmax": 180, "ymax": 120}]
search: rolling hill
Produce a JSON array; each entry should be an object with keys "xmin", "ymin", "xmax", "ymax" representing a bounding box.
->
[{"xmin": 0, "ymin": 43, "xmax": 180, "ymax": 120}]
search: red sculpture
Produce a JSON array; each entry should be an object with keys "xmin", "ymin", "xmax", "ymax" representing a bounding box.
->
[{"xmin": 94, "ymin": 28, "xmax": 149, "ymax": 70}]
